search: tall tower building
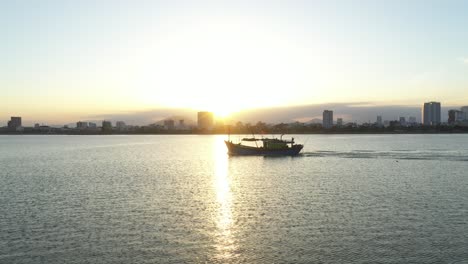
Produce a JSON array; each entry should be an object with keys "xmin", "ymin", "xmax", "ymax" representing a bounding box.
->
[
  {"xmin": 322, "ymin": 110, "xmax": 333, "ymax": 129},
  {"xmin": 76, "ymin": 121, "xmax": 88, "ymax": 129},
  {"xmin": 116, "ymin": 121, "xmax": 127, "ymax": 131},
  {"xmin": 399, "ymin": 117, "xmax": 407, "ymax": 126},
  {"xmin": 7, "ymin": 117, "xmax": 22, "ymax": 131},
  {"xmin": 422, "ymin": 102, "xmax": 441, "ymax": 126},
  {"xmin": 102, "ymin": 120, "xmax": 112, "ymax": 131},
  {"xmin": 336, "ymin": 118, "xmax": 343, "ymax": 127},
  {"xmin": 461, "ymin": 106, "xmax": 468, "ymax": 120},
  {"xmin": 376, "ymin": 116, "xmax": 383, "ymax": 126},
  {"xmin": 197, "ymin": 112, "xmax": 214, "ymax": 131},
  {"xmin": 448, "ymin": 110, "xmax": 464, "ymax": 124}
]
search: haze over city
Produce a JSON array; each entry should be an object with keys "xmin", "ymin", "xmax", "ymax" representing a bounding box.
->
[{"xmin": 2, "ymin": 0, "xmax": 468, "ymax": 125}]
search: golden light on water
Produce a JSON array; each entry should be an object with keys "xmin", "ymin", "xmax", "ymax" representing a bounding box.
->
[{"xmin": 212, "ymin": 136, "xmax": 237, "ymax": 260}]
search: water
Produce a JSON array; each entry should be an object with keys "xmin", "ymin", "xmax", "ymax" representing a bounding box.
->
[{"xmin": 1, "ymin": 134, "xmax": 468, "ymax": 263}]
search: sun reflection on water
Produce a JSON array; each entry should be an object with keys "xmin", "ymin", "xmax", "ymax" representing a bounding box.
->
[{"xmin": 213, "ymin": 136, "xmax": 237, "ymax": 261}]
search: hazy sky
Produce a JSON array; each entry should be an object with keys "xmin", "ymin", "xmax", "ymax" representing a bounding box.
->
[{"xmin": 1, "ymin": 0, "xmax": 468, "ymax": 124}]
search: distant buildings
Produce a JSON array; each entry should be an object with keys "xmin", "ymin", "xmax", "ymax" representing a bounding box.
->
[
  {"xmin": 102, "ymin": 120, "xmax": 112, "ymax": 131},
  {"xmin": 163, "ymin": 119, "xmax": 175, "ymax": 130},
  {"xmin": 7, "ymin": 100, "xmax": 468, "ymax": 134},
  {"xmin": 461, "ymin": 106, "xmax": 468, "ymax": 117},
  {"xmin": 6, "ymin": 104, "xmax": 468, "ymax": 134},
  {"xmin": 76, "ymin": 121, "xmax": 100, "ymax": 131},
  {"xmin": 116, "ymin": 121, "xmax": 126, "ymax": 131},
  {"xmin": 7, "ymin": 117, "xmax": 22, "ymax": 131},
  {"xmin": 422, "ymin": 102, "xmax": 441, "ymax": 126},
  {"xmin": 448, "ymin": 106, "xmax": 468, "ymax": 125},
  {"xmin": 322, "ymin": 110, "xmax": 333, "ymax": 129},
  {"xmin": 448, "ymin": 110, "xmax": 464, "ymax": 124},
  {"xmin": 197, "ymin": 112, "xmax": 214, "ymax": 130},
  {"xmin": 376, "ymin": 116, "xmax": 383, "ymax": 127},
  {"xmin": 76, "ymin": 121, "xmax": 88, "ymax": 129},
  {"xmin": 178, "ymin": 119, "xmax": 185, "ymax": 129},
  {"xmin": 399, "ymin": 117, "xmax": 406, "ymax": 126},
  {"xmin": 336, "ymin": 118, "xmax": 343, "ymax": 127}
]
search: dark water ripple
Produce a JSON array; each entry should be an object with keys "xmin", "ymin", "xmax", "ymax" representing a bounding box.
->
[
  {"xmin": 303, "ymin": 149, "xmax": 468, "ymax": 161},
  {"xmin": 1, "ymin": 135, "xmax": 468, "ymax": 263}
]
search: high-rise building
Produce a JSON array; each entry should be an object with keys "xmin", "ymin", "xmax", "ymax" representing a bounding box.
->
[
  {"xmin": 102, "ymin": 120, "xmax": 112, "ymax": 131},
  {"xmin": 336, "ymin": 118, "xmax": 343, "ymax": 127},
  {"xmin": 422, "ymin": 102, "xmax": 441, "ymax": 126},
  {"xmin": 448, "ymin": 110, "xmax": 464, "ymax": 124},
  {"xmin": 461, "ymin": 106, "xmax": 468, "ymax": 120},
  {"xmin": 448, "ymin": 110, "xmax": 456, "ymax": 124},
  {"xmin": 88, "ymin": 122, "xmax": 97, "ymax": 128},
  {"xmin": 7, "ymin": 117, "xmax": 22, "ymax": 131},
  {"xmin": 322, "ymin": 110, "xmax": 333, "ymax": 129},
  {"xmin": 408, "ymin": 116, "xmax": 417, "ymax": 125},
  {"xmin": 116, "ymin": 121, "xmax": 126, "ymax": 130},
  {"xmin": 178, "ymin": 119, "xmax": 185, "ymax": 129},
  {"xmin": 399, "ymin": 117, "xmax": 407, "ymax": 126},
  {"xmin": 76, "ymin": 121, "xmax": 88, "ymax": 129},
  {"xmin": 197, "ymin": 112, "xmax": 214, "ymax": 130},
  {"xmin": 376, "ymin": 116, "xmax": 383, "ymax": 126}
]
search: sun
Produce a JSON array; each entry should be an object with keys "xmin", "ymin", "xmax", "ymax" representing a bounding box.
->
[
  {"xmin": 212, "ymin": 107, "xmax": 234, "ymax": 119},
  {"xmin": 133, "ymin": 17, "xmax": 318, "ymax": 115},
  {"xmin": 208, "ymin": 103, "xmax": 239, "ymax": 119}
]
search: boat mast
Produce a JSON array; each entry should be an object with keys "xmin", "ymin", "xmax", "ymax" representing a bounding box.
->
[{"xmin": 250, "ymin": 128, "xmax": 258, "ymax": 148}]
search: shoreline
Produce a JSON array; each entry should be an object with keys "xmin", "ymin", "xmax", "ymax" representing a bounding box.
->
[{"xmin": 2, "ymin": 131, "xmax": 468, "ymax": 136}]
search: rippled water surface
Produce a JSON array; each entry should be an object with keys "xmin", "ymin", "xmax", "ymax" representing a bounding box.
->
[{"xmin": 1, "ymin": 134, "xmax": 468, "ymax": 263}]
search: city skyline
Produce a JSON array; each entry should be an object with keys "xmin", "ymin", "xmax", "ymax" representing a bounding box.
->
[
  {"xmin": 2, "ymin": 1, "xmax": 468, "ymax": 123},
  {"xmin": 2, "ymin": 101, "xmax": 468, "ymax": 127},
  {"xmin": 5, "ymin": 101, "xmax": 468, "ymax": 129},
  {"xmin": 5, "ymin": 105, "xmax": 468, "ymax": 136}
]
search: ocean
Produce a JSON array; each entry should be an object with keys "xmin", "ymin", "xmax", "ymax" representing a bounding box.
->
[{"xmin": 1, "ymin": 134, "xmax": 468, "ymax": 263}]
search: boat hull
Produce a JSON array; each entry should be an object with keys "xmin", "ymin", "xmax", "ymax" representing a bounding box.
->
[{"xmin": 225, "ymin": 141, "xmax": 303, "ymax": 156}]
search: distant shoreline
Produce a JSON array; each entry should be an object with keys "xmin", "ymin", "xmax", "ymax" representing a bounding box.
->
[{"xmin": 2, "ymin": 131, "xmax": 468, "ymax": 136}]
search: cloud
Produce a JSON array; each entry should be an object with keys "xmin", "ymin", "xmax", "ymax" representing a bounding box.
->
[
  {"xmin": 458, "ymin": 57, "xmax": 468, "ymax": 64},
  {"xmin": 346, "ymin": 102, "xmax": 378, "ymax": 108}
]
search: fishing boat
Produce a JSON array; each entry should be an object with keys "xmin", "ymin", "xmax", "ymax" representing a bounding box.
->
[{"xmin": 224, "ymin": 135, "xmax": 303, "ymax": 156}]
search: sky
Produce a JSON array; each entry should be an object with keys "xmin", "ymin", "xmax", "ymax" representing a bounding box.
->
[{"xmin": 1, "ymin": 0, "xmax": 468, "ymax": 125}]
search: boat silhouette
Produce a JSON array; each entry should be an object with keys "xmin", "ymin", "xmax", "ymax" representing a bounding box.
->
[{"xmin": 224, "ymin": 135, "xmax": 303, "ymax": 156}]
